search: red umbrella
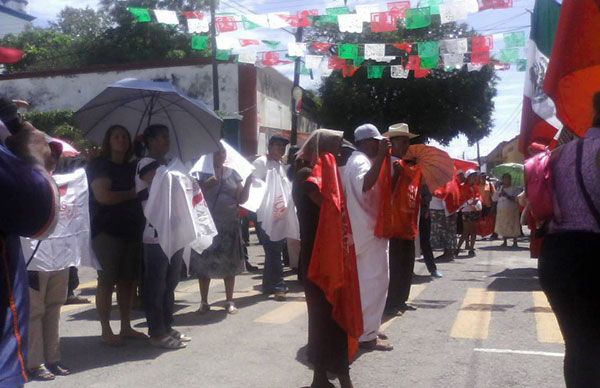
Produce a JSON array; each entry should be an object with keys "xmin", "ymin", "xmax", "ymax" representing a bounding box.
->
[
  {"xmin": 405, "ymin": 144, "xmax": 454, "ymax": 190},
  {"xmin": 453, "ymin": 158, "xmax": 478, "ymax": 172},
  {"xmin": 0, "ymin": 47, "xmax": 25, "ymax": 64}
]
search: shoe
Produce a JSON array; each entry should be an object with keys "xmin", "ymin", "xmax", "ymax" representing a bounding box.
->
[
  {"xmin": 359, "ymin": 338, "xmax": 394, "ymax": 351},
  {"xmin": 468, "ymin": 250, "xmax": 475, "ymax": 257},
  {"xmin": 274, "ymin": 292, "xmax": 287, "ymax": 302},
  {"xmin": 28, "ymin": 365, "xmax": 55, "ymax": 381},
  {"xmin": 197, "ymin": 302, "xmax": 210, "ymax": 314},
  {"xmin": 64, "ymin": 295, "xmax": 90, "ymax": 305},
  {"xmin": 226, "ymin": 301, "xmax": 238, "ymax": 314},
  {"xmin": 149, "ymin": 335, "xmax": 186, "ymax": 349},
  {"xmin": 377, "ymin": 331, "xmax": 389, "ymax": 340},
  {"xmin": 168, "ymin": 329, "xmax": 191, "ymax": 342},
  {"xmin": 383, "ymin": 306, "xmax": 403, "ymax": 316},
  {"xmin": 245, "ymin": 262, "xmax": 260, "ymax": 272},
  {"xmin": 46, "ymin": 362, "xmax": 71, "ymax": 376},
  {"xmin": 430, "ymin": 270, "xmax": 443, "ymax": 278},
  {"xmin": 398, "ymin": 303, "xmax": 416, "ymax": 311}
]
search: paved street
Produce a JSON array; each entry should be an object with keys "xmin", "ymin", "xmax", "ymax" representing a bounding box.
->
[{"xmin": 30, "ymin": 236, "xmax": 565, "ymax": 388}]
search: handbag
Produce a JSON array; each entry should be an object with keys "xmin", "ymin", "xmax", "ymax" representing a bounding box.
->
[{"xmin": 575, "ymin": 139, "xmax": 600, "ymax": 229}]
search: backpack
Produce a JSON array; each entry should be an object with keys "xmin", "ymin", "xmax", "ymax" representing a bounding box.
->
[{"xmin": 524, "ymin": 148, "xmax": 554, "ymax": 222}]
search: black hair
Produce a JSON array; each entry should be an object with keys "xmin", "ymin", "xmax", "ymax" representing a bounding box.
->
[{"xmin": 134, "ymin": 124, "xmax": 169, "ymax": 158}]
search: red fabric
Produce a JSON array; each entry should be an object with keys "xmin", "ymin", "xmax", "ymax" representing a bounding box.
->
[
  {"xmin": 262, "ymin": 52, "xmax": 292, "ymax": 66},
  {"xmin": 388, "ymin": 1, "xmax": 411, "ymax": 18},
  {"xmin": 453, "ymin": 158, "xmax": 478, "ymax": 172},
  {"xmin": 414, "ymin": 69, "xmax": 431, "ymax": 78},
  {"xmin": 543, "ymin": 0, "xmax": 600, "ymax": 138},
  {"xmin": 307, "ymin": 153, "xmax": 363, "ymax": 362},
  {"xmin": 342, "ymin": 65, "xmax": 360, "ymax": 78},
  {"xmin": 471, "ymin": 50, "xmax": 491, "ymax": 65},
  {"xmin": 518, "ymin": 96, "xmax": 559, "ymax": 155},
  {"xmin": 215, "ymin": 16, "xmax": 237, "ymax": 32},
  {"xmin": 312, "ymin": 42, "xmax": 334, "ymax": 53},
  {"xmin": 437, "ymin": 175, "xmax": 462, "ymax": 214},
  {"xmin": 524, "ymin": 149, "xmax": 555, "ymax": 221},
  {"xmin": 471, "ymin": 36, "xmax": 494, "ymax": 52},
  {"xmin": 392, "ymin": 161, "xmax": 422, "ymax": 240},
  {"xmin": 371, "ymin": 12, "xmax": 398, "ymax": 33},
  {"xmin": 393, "ymin": 43, "xmax": 413, "ymax": 53},
  {"xmin": 328, "ymin": 56, "xmax": 347, "ymax": 70},
  {"xmin": 239, "ymin": 39, "xmax": 260, "ymax": 47},
  {"xmin": 406, "ymin": 55, "xmax": 421, "ymax": 70},
  {"xmin": 477, "ymin": 213, "xmax": 496, "ymax": 236},
  {"xmin": 527, "ymin": 212, "xmax": 543, "ymax": 259},
  {"xmin": 0, "ymin": 47, "xmax": 25, "ymax": 64},
  {"xmin": 374, "ymin": 154, "xmax": 393, "ymax": 238},
  {"xmin": 183, "ymin": 11, "xmax": 204, "ymax": 19},
  {"xmin": 478, "ymin": 0, "xmax": 513, "ymax": 10}
]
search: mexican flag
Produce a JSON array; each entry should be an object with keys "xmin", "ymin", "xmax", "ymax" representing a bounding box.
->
[
  {"xmin": 544, "ymin": 0, "xmax": 600, "ymax": 138},
  {"xmin": 518, "ymin": 0, "xmax": 562, "ymax": 156}
]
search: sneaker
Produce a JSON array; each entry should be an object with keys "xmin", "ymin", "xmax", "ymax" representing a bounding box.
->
[
  {"xmin": 430, "ymin": 270, "xmax": 443, "ymax": 278},
  {"xmin": 274, "ymin": 292, "xmax": 287, "ymax": 302},
  {"xmin": 226, "ymin": 302, "xmax": 238, "ymax": 314},
  {"xmin": 468, "ymin": 250, "xmax": 475, "ymax": 257},
  {"xmin": 169, "ymin": 329, "xmax": 191, "ymax": 342},
  {"xmin": 64, "ymin": 295, "xmax": 90, "ymax": 305}
]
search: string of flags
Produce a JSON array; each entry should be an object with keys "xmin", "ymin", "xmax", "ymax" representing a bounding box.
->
[{"xmin": 127, "ymin": 0, "xmax": 523, "ymax": 79}]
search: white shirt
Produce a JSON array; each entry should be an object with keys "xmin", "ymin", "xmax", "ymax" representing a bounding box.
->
[
  {"xmin": 252, "ymin": 155, "xmax": 287, "ymax": 181},
  {"xmin": 136, "ymin": 157, "xmax": 161, "ymax": 244},
  {"xmin": 342, "ymin": 151, "xmax": 387, "ymax": 255},
  {"xmin": 429, "ymin": 196, "xmax": 445, "ymax": 211}
]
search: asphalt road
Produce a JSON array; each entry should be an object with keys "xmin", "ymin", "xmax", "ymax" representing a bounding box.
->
[{"xmin": 29, "ymin": 236, "xmax": 566, "ymax": 388}]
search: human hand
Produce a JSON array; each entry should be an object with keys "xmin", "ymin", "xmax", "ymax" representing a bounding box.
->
[
  {"xmin": 377, "ymin": 138, "xmax": 391, "ymax": 159},
  {"xmin": 6, "ymin": 121, "xmax": 54, "ymax": 172}
]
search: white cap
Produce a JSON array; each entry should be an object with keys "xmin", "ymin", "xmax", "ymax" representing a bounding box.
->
[{"xmin": 354, "ymin": 124, "xmax": 384, "ymax": 142}]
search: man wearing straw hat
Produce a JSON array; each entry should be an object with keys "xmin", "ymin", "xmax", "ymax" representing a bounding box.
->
[
  {"xmin": 383, "ymin": 123, "xmax": 421, "ymax": 315},
  {"xmin": 342, "ymin": 124, "xmax": 393, "ymax": 351}
]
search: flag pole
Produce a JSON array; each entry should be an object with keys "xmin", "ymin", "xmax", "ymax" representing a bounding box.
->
[
  {"xmin": 290, "ymin": 27, "xmax": 304, "ymax": 146},
  {"xmin": 210, "ymin": 0, "xmax": 220, "ymax": 112}
]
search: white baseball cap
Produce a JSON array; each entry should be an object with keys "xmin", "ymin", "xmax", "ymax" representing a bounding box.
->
[{"xmin": 354, "ymin": 124, "xmax": 384, "ymax": 142}]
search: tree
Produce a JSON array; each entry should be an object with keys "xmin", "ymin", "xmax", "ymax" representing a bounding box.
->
[
  {"xmin": 311, "ymin": 19, "xmax": 497, "ymax": 144},
  {"xmin": 51, "ymin": 7, "xmax": 111, "ymax": 40}
]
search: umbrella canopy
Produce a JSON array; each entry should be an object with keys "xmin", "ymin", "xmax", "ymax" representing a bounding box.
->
[
  {"xmin": 491, "ymin": 163, "xmax": 524, "ymax": 188},
  {"xmin": 453, "ymin": 158, "xmax": 479, "ymax": 172},
  {"xmin": 75, "ymin": 78, "xmax": 222, "ymax": 162},
  {"xmin": 404, "ymin": 144, "xmax": 454, "ymax": 190}
]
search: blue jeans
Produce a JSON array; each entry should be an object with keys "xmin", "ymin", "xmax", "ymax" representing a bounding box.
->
[
  {"xmin": 257, "ymin": 224, "xmax": 286, "ymax": 294},
  {"xmin": 142, "ymin": 244, "xmax": 183, "ymax": 338}
]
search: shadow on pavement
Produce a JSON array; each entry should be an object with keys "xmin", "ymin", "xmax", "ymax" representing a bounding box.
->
[
  {"xmin": 411, "ymin": 274, "xmax": 433, "ymax": 285},
  {"xmin": 60, "ymin": 335, "xmax": 167, "ymax": 374},
  {"xmin": 478, "ymin": 245, "xmax": 530, "ymax": 252},
  {"xmin": 410, "ymin": 299, "xmax": 456, "ymax": 309},
  {"xmin": 486, "ymin": 267, "xmax": 541, "ymax": 292}
]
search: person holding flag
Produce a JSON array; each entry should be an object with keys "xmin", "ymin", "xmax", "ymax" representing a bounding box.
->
[
  {"xmin": 293, "ymin": 129, "xmax": 361, "ymax": 388},
  {"xmin": 342, "ymin": 124, "xmax": 392, "ymax": 352}
]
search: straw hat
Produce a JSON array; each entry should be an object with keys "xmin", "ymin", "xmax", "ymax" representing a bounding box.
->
[{"xmin": 384, "ymin": 123, "xmax": 419, "ymax": 139}]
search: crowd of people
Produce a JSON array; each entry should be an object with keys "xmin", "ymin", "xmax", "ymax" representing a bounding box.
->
[{"xmin": 1, "ymin": 92, "xmax": 599, "ymax": 388}]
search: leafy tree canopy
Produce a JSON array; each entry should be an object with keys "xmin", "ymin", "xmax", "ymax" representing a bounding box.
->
[{"xmin": 310, "ymin": 20, "xmax": 497, "ymax": 144}]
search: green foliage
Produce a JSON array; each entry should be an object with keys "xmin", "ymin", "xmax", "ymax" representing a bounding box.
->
[
  {"xmin": 310, "ymin": 18, "xmax": 497, "ymax": 144},
  {"xmin": 23, "ymin": 110, "xmax": 93, "ymax": 151}
]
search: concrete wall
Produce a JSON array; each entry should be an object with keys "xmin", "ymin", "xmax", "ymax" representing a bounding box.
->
[
  {"xmin": 0, "ymin": 63, "xmax": 239, "ymax": 114},
  {"xmin": 0, "ymin": 12, "xmax": 30, "ymax": 37}
]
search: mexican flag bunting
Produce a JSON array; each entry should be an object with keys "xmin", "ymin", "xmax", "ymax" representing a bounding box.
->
[
  {"xmin": 518, "ymin": 0, "xmax": 563, "ymax": 155},
  {"xmin": 191, "ymin": 35, "xmax": 209, "ymax": 51},
  {"xmin": 262, "ymin": 40, "xmax": 281, "ymax": 49},
  {"xmin": 239, "ymin": 39, "xmax": 260, "ymax": 47},
  {"xmin": 128, "ymin": 7, "xmax": 152, "ymax": 22},
  {"xmin": 543, "ymin": 0, "xmax": 600, "ymax": 139}
]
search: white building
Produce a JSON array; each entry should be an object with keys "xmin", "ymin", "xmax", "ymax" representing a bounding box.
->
[{"xmin": 0, "ymin": 0, "xmax": 35, "ymax": 38}]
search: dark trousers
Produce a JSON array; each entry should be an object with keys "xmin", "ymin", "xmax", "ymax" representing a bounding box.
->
[
  {"xmin": 386, "ymin": 238, "xmax": 415, "ymax": 310},
  {"xmin": 539, "ymin": 232, "xmax": 600, "ymax": 388},
  {"xmin": 257, "ymin": 224, "xmax": 286, "ymax": 293},
  {"xmin": 142, "ymin": 244, "xmax": 183, "ymax": 338},
  {"xmin": 67, "ymin": 266, "xmax": 79, "ymax": 297},
  {"xmin": 419, "ymin": 214, "xmax": 437, "ymax": 274}
]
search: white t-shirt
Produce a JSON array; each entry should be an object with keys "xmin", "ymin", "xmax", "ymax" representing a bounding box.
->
[
  {"xmin": 252, "ymin": 155, "xmax": 287, "ymax": 181},
  {"xmin": 341, "ymin": 151, "xmax": 387, "ymax": 255},
  {"xmin": 429, "ymin": 196, "xmax": 445, "ymax": 211}
]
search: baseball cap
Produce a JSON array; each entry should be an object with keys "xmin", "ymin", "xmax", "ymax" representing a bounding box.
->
[
  {"xmin": 354, "ymin": 124, "xmax": 384, "ymax": 142},
  {"xmin": 268, "ymin": 135, "xmax": 290, "ymax": 146}
]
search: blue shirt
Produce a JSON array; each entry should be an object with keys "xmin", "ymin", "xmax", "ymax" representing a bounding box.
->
[{"xmin": 0, "ymin": 144, "xmax": 55, "ymax": 387}]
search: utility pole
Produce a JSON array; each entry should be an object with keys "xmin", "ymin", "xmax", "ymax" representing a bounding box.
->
[
  {"xmin": 476, "ymin": 140, "xmax": 481, "ymax": 169},
  {"xmin": 290, "ymin": 27, "xmax": 304, "ymax": 146},
  {"xmin": 210, "ymin": 0, "xmax": 220, "ymax": 112}
]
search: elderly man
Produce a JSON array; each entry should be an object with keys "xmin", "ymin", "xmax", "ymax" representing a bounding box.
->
[
  {"xmin": 253, "ymin": 135, "xmax": 290, "ymax": 301},
  {"xmin": 342, "ymin": 124, "xmax": 393, "ymax": 351}
]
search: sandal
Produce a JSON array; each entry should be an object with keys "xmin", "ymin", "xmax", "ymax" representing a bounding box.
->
[
  {"xmin": 359, "ymin": 338, "xmax": 394, "ymax": 352},
  {"xmin": 169, "ymin": 329, "xmax": 191, "ymax": 342},
  {"xmin": 28, "ymin": 365, "xmax": 55, "ymax": 381},
  {"xmin": 377, "ymin": 331, "xmax": 389, "ymax": 340},
  {"xmin": 149, "ymin": 335, "xmax": 186, "ymax": 349}
]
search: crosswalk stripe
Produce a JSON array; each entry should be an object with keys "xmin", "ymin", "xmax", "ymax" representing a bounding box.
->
[
  {"xmin": 532, "ymin": 291, "xmax": 564, "ymax": 344},
  {"xmin": 254, "ymin": 301, "xmax": 307, "ymax": 324},
  {"xmin": 450, "ymin": 288, "xmax": 495, "ymax": 340},
  {"xmin": 380, "ymin": 284, "xmax": 427, "ymax": 332}
]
